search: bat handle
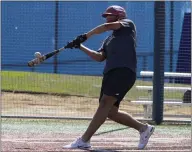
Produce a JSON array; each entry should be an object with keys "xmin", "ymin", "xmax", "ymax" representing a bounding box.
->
[{"xmin": 65, "ymin": 41, "xmax": 74, "ymax": 49}]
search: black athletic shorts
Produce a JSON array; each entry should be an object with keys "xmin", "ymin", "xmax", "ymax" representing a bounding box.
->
[{"xmin": 99, "ymin": 67, "xmax": 136, "ymax": 107}]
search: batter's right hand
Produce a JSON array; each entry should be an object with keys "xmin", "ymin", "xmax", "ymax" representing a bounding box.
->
[{"xmin": 72, "ymin": 39, "xmax": 81, "ymax": 48}]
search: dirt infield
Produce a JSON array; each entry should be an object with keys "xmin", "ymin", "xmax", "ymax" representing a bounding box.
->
[
  {"xmin": 2, "ymin": 92, "xmax": 142, "ymax": 118},
  {"xmin": 1, "ymin": 119, "xmax": 191, "ymax": 152},
  {"xmin": 2, "ymin": 92, "xmax": 191, "ymax": 119},
  {"xmin": 1, "ymin": 92, "xmax": 191, "ymax": 151}
]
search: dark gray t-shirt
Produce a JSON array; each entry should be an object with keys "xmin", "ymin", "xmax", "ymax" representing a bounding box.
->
[{"xmin": 99, "ymin": 19, "xmax": 137, "ymax": 74}]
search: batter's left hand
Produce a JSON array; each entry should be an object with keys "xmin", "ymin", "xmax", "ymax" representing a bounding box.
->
[{"xmin": 75, "ymin": 34, "xmax": 87, "ymax": 43}]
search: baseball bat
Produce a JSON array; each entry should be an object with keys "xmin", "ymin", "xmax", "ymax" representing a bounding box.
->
[{"xmin": 27, "ymin": 41, "xmax": 74, "ymax": 67}]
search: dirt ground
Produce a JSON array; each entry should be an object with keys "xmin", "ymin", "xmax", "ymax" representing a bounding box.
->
[
  {"xmin": 2, "ymin": 92, "xmax": 142, "ymax": 118},
  {"xmin": 1, "ymin": 118, "xmax": 191, "ymax": 152},
  {"xmin": 1, "ymin": 92, "xmax": 191, "ymax": 152},
  {"xmin": 2, "ymin": 92, "xmax": 191, "ymax": 119}
]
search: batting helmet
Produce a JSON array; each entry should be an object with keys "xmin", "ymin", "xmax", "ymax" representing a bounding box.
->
[{"xmin": 102, "ymin": 5, "xmax": 127, "ymax": 19}]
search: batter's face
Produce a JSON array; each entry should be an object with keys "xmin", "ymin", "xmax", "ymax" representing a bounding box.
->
[{"xmin": 106, "ymin": 15, "xmax": 118, "ymax": 23}]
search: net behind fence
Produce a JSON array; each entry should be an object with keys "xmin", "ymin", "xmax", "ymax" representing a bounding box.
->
[{"xmin": 2, "ymin": 1, "xmax": 191, "ymax": 122}]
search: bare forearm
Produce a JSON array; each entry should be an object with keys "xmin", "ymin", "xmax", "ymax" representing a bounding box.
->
[
  {"xmin": 86, "ymin": 22, "xmax": 121, "ymax": 39},
  {"xmin": 79, "ymin": 44, "xmax": 104, "ymax": 62},
  {"xmin": 86, "ymin": 24, "xmax": 108, "ymax": 39}
]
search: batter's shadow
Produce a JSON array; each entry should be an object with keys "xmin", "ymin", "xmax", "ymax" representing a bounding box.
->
[
  {"xmin": 86, "ymin": 148, "xmax": 138, "ymax": 152},
  {"xmin": 85, "ymin": 127, "xmax": 130, "ymax": 152}
]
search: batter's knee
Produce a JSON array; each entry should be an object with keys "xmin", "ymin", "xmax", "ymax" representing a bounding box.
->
[
  {"xmin": 108, "ymin": 112, "xmax": 116, "ymax": 119},
  {"xmin": 108, "ymin": 106, "xmax": 119, "ymax": 119}
]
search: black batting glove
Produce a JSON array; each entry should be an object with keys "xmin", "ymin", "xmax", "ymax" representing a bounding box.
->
[
  {"xmin": 65, "ymin": 40, "xmax": 80, "ymax": 49},
  {"xmin": 73, "ymin": 40, "xmax": 81, "ymax": 48},
  {"xmin": 65, "ymin": 33, "xmax": 87, "ymax": 49},
  {"xmin": 76, "ymin": 33, "xmax": 87, "ymax": 43},
  {"xmin": 72, "ymin": 33, "xmax": 87, "ymax": 49},
  {"xmin": 71, "ymin": 39, "xmax": 81, "ymax": 48}
]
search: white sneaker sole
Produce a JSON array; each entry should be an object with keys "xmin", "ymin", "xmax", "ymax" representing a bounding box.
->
[
  {"xmin": 77, "ymin": 145, "xmax": 91, "ymax": 149},
  {"xmin": 63, "ymin": 145, "xmax": 91, "ymax": 149},
  {"xmin": 138, "ymin": 126, "xmax": 155, "ymax": 150}
]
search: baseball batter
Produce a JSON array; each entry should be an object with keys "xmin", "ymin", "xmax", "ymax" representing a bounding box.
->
[{"xmin": 63, "ymin": 5, "xmax": 155, "ymax": 150}]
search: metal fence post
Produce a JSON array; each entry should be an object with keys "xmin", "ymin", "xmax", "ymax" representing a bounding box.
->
[
  {"xmin": 54, "ymin": 1, "xmax": 59, "ymax": 73},
  {"xmin": 153, "ymin": 1, "xmax": 165, "ymax": 125}
]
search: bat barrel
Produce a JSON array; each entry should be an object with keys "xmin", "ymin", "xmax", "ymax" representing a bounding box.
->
[
  {"xmin": 27, "ymin": 44, "xmax": 69, "ymax": 67},
  {"xmin": 27, "ymin": 57, "xmax": 43, "ymax": 67}
]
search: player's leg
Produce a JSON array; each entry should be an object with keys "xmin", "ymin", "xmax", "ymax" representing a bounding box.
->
[
  {"xmin": 77, "ymin": 74, "xmax": 114, "ymax": 141},
  {"xmin": 108, "ymin": 105, "xmax": 147, "ymax": 131},
  {"xmin": 108, "ymin": 106, "xmax": 155, "ymax": 149},
  {"xmin": 105, "ymin": 68, "xmax": 155, "ymax": 150},
  {"xmin": 81, "ymin": 94, "xmax": 117, "ymax": 142},
  {"xmin": 63, "ymin": 73, "xmax": 117, "ymax": 149},
  {"xmin": 77, "ymin": 72, "xmax": 118, "ymax": 142},
  {"xmin": 63, "ymin": 94, "xmax": 117, "ymax": 149},
  {"xmin": 106, "ymin": 67, "xmax": 146, "ymax": 131}
]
